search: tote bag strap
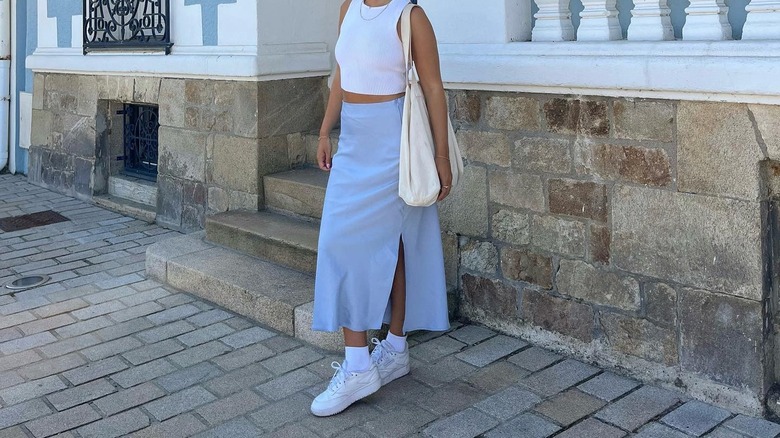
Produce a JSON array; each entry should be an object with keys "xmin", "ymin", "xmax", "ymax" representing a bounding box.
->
[{"xmin": 400, "ymin": 4, "xmax": 418, "ymax": 84}]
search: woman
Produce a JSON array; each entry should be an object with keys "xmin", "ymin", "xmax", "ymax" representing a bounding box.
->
[{"xmin": 310, "ymin": 0, "xmax": 452, "ymax": 417}]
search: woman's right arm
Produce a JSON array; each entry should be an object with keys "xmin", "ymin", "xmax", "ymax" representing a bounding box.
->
[{"xmin": 318, "ymin": 0, "xmax": 351, "ymax": 171}]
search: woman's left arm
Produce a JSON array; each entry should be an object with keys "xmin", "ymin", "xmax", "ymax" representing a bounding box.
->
[{"xmin": 410, "ymin": 6, "xmax": 452, "ymax": 200}]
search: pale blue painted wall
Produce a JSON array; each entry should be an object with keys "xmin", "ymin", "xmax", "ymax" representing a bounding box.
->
[
  {"xmin": 13, "ymin": 0, "xmax": 36, "ymax": 174},
  {"xmin": 183, "ymin": 0, "xmax": 236, "ymax": 45}
]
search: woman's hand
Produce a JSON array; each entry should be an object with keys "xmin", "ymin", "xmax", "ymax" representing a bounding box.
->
[
  {"xmin": 317, "ymin": 136, "xmax": 332, "ymax": 171},
  {"xmin": 435, "ymin": 156, "xmax": 453, "ymax": 202}
]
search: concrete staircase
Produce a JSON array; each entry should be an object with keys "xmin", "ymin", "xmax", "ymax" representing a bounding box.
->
[{"xmin": 146, "ymin": 164, "xmax": 370, "ymax": 351}]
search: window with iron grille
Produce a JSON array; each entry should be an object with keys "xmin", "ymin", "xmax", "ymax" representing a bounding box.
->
[
  {"xmin": 120, "ymin": 104, "xmax": 159, "ymax": 182},
  {"xmin": 83, "ymin": 0, "xmax": 173, "ymax": 54}
]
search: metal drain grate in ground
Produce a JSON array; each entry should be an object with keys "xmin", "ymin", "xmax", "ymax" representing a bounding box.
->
[{"xmin": 0, "ymin": 210, "xmax": 70, "ymax": 232}]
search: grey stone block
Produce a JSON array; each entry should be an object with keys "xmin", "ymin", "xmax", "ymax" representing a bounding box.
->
[
  {"xmin": 361, "ymin": 404, "xmax": 438, "ymax": 438},
  {"xmin": 81, "ymin": 336, "xmax": 144, "ymax": 361},
  {"xmin": 300, "ymin": 402, "xmax": 380, "ymax": 438},
  {"xmin": 534, "ymin": 389, "xmax": 606, "ymax": 426},
  {"xmin": 703, "ymin": 427, "xmax": 746, "ymax": 438},
  {"xmin": 135, "ymin": 320, "xmax": 195, "ymax": 344},
  {"xmin": 129, "ymin": 413, "xmax": 207, "ymax": 438},
  {"xmin": 439, "ymin": 166, "xmax": 489, "ymax": 238},
  {"xmin": 465, "ymin": 361, "xmax": 530, "ymax": 393},
  {"xmin": 635, "ymin": 422, "xmax": 690, "ymax": 438},
  {"xmin": 661, "ymin": 400, "xmax": 731, "ymax": 436},
  {"xmin": 18, "ymin": 353, "xmax": 86, "ymax": 380},
  {"xmin": 146, "ymin": 304, "xmax": 201, "ymax": 325},
  {"xmin": 63, "ymin": 356, "xmax": 129, "ymax": 386},
  {"xmin": 424, "ymin": 408, "xmax": 500, "ymax": 438},
  {"xmin": 60, "ymin": 316, "xmax": 117, "ymax": 339},
  {"xmin": 410, "ymin": 335, "xmax": 466, "ymax": 363},
  {"xmin": 212, "ymin": 343, "xmax": 276, "ymax": 372},
  {"xmin": 18, "ymin": 313, "xmax": 76, "ymax": 335},
  {"xmin": 38, "ymin": 333, "xmax": 103, "ymax": 358},
  {"xmin": 255, "ymin": 368, "xmax": 320, "ymax": 401},
  {"xmin": 455, "ymin": 335, "xmax": 527, "ymax": 367},
  {"xmin": 474, "ymin": 386, "xmax": 542, "ymax": 420},
  {"xmin": 205, "ymin": 363, "xmax": 273, "ymax": 397},
  {"xmin": 412, "ymin": 355, "xmax": 476, "ymax": 387},
  {"xmin": 122, "ymin": 339, "xmax": 185, "ymax": 365},
  {"xmin": 264, "ymin": 168, "xmax": 328, "ymax": 219},
  {"xmin": 415, "ymin": 382, "xmax": 486, "ymax": 416},
  {"xmin": 168, "ymin": 340, "xmax": 231, "ymax": 368},
  {"xmin": 0, "ymin": 350, "xmax": 42, "ymax": 373},
  {"xmin": 260, "ymin": 346, "xmax": 323, "ymax": 376},
  {"xmin": 294, "ymin": 301, "xmax": 349, "ymax": 352},
  {"xmin": 722, "ymin": 414, "xmax": 780, "ymax": 438},
  {"xmin": 186, "ymin": 309, "xmax": 233, "ymax": 327},
  {"xmin": 520, "ymin": 359, "xmax": 600, "ymax": 397},
  {"xmin": 248, "ymin": 392, "xmax": 312, "ymax": 432},
  {"xmin": 195, "ymin": 389, "xmax": 266, "ymax": 426},
  {"xmin": 109, "ymin": 358, "xmax": 176, "ymax": 388},
  {"xmin": 26, "ymin": 404, "xmax": 102, "ymax": 438},
  {"xmin": 0, "ymin": 331, "xmax": 57, "ymax": 355},
  {"xmin": 93, "ymin": 382, "xmax": 166, "ymax": 416},
  {"xmin": 144, "ymin": 386, "xmax": 218, "ymax": 421},
  {"xmin": 554, "ymin": 418, "xmax": 627, "ymax": 438},
  {"xmin": 0, "ymin": 375, "xmax": 67, "ymax": 406},
  {"xmin": 220, "ymin": 327, "xmax": 276, "ymax": 349},
  {"xmin": 155, "ymin": 362, "xmax": 224, "ymax": 393},
  {"xmin": 195, "ymin": 417, "xmax": 263, "ymax": 438},
  {"xmin": 110, "ymin": 302, "xmax": 165, "ymax": 323},
  {"xmin": 0, "ymin": 371, "xmax": 24, "ymax": 391},
  {"xmin": 46, "ymin": 378, "xmax": 116, "ymax": 411},
  {"xmin": 508, "ymin": 346, "xmax": 562, "ymax": 372},
  {"xmin": 448, "ymin": 325, "xmax": 496, "ymax": 345},
  {"xmin": 77, "ymin": 409, "xmax": 150, "ymax": 438},
  {"xmin": 577, "ymin": 371, "xmax": 640, "ymax": 401},
  {"xmin": 595, "ymin": 385, "xmax": 682, "ymax": 432},
  {"xmin": 484, "ymin": 412, "xmax": 561, "ymax": 438},
  {"xmin": 71, "ymin": 300, "xmax": 127, "ymax": 320},
  {"xmin": 176, "ymin": 322, "xmax": 234, "ymax": 347},
  {"xmin": 0, "ymin": 399, "xmax": 52, "ymax": 429},
  {"xmin": 557, "ymin": 260, "xmax": 640, "ymax": 311}
]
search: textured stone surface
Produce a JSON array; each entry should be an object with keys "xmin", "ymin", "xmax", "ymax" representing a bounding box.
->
[
  {"xmin": 645, "ymin": 283, "xmax": 677, "ymax": 326},
  {"xmin": 678, "ymin": 102, "xmax": 763, "ymax": 200},
  {"xmin": 462, "ymin": 274, "xmax": 518, "ymax": 320},
  {"xmin": 613, "ymin": 100, "xmax": 675, "ymax": 142},
  {"xmin": 452, "ymin": 90, "xmax": 482, "ymax": 125},
  {"xmin": 509, "ymin": 346, "xmax": 562, "ymax": 372},
  {"xmin": 520, "ymin": 359, "xmax": 600, "ymax": 397},
  {"xmin": 530, "ymin": 215, "xmax": 586, "ymax": 257},
  {"xmin": 549, "ymin": 179, "xmax": 608, "ymax": 222},
  {"xmin": 474, "ymin": 386, "xmax": 542, "ymax": 420},
  {"xmin": 457, "ymin": 130, "xmax": 511, "ymax": 167},
  {"xmin": 489, "ymin": 170, "xmax": 545, "ymax": 212},
  {"xmin": 600, "ymin": 313, "xmax": 678, "ymax": 365},
  {"xmin": 534, "ymin": 389, "xmax": 606, "ymax": 426},
  {"xmin": 660, "ymin": 400, "xmax": 731, "ymax": 436},
  {"xmin": 485, "ymin": 95, "xmax": 540, "ymax": 131},
  {"xmin": 589, "ymin": 224, "xmax": 611, "ymax": 265},
  {"xmin": 595, "ymin": 386, "xmax": 682, "ymax": 432},
  {"xmin": 424, "ymin": 408, "xmax": 500, "ymax": 438},
  {"xmin": 491, "ymin": 209, "xmax": 530, "ymax": 245},
  {"xmin": 522, "ymin": 289, "xmax": 594, "ymax": 342},
  {"xmin": 544, "ymin": 98, "xmax": 609, "ymax": 137},
  {"xmin": 613, "ymin": 185, "xmax": 762, "ymax": 300},
  {"xmin": 722, "ymin": 414, "xmax": 780, "ymax": 438},
  {"xmin": 680, "ymin": 288, "xmax": 763, "ymax": 389},
  {"xmin": 577, "ymin": 372, "xmax": 640, "ymax": 402},
  {"xmin": 513, "ymin": 137, "xmax": 572, "ymax": 174},
  {"xmin": 158, "ymin": 128, "xmax": 208, "ymax": 182},
  {"xmin": 461, "ymin": 241, "xmax": 499, "ymax": 275},
  {"xmin": 500, "ymin": 247, "xmax": 553, "ymax": 289},
  {"xmin": 212, "ymin": 135, "xmax": 259, "ymax": 194},
  {"xmin": 485, "ymin": 412, "xmax": 561, "ymax": 438},
  {"xmin": 455, "ymin": 335, "xmax": 527, "ymax": 367},
  {"xmin": 556, "ymin": 260, "xmax": 640, "ymax": 310},
  {"xmin": 579, "ymin": 143, "xmax": 673, "ymax": 187},
  {"xmin": 439, "ymin": 166, "xmax": 489, "ymax": 237},
  {"xmin": 750, "ymin": 104, "xmax": 780, "ymax": 160}
]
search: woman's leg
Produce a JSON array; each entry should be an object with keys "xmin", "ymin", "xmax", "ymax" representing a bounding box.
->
[
  {"xmin": 389, "ymin": 238, "xmax": 406, "ymax": 336},
  {"xmin": 343, "ymin": 329, "xmax": 368, "ymax": 347}
]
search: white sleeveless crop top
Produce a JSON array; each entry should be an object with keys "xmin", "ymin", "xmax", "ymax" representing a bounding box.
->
[{"xmin": 335, "ymin": 0, "xmax": 409, "ymax": 95}]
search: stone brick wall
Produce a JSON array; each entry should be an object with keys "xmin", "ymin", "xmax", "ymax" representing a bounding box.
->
[
  {"xmin": 441, "ymin": 91, "xmax": 780, "ymax": 415},
  {"xmin": 29, "ymin": 73, "xmax": 325, "ymax": 231}
]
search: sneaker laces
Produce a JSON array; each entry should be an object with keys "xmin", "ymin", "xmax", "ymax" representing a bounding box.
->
[
  {"xmin": 370, "ymin": 338, "xmax": 392, "ymax": 365},
  {"xmin": 327, "ymin": 361, "xmax": 348, "ymax": 392}
]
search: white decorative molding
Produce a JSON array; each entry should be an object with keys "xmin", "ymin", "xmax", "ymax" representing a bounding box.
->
[
  {"xmin": 683, "ymin": 0, "xmax": 732, "ymax": 40},
  {"xmin": 532, "ymin": 0, "xmax": 576, "ymax": 41},
  {"xmin": 577, "ymin": 0, "xmax": 622, "ymax": 41},
  {"xmin": 627, "ymin": 0, "xmax": 674, "ymax": 40},
  {"xmin": 419, "ymin": 0, "xmax": 533, "ymax": 43},
  {"xmin": 436, "ymin": 41, "xmax": 780, "ymax": 105},
  {"xmin": 742, "ymin": 0, "xmax": 780, "ymax": 40}
]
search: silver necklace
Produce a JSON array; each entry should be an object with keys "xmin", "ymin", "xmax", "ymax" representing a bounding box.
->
[{"xmin": 360, "ymin": 0, "xmax": 392, "ymax": 21}]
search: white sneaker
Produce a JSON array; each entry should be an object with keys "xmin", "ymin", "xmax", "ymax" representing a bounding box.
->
[
  {"xmin": 310, "ymin": 361, "xmax": 381, "ymax": 417},
  {"xmin": 370, "ymin": 337, "xmax": 411, "ymax": 386}
]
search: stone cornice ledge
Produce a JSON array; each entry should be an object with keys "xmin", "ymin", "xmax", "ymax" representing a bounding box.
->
[
  {"xmin": 439, "ymin": 41, "xmax": 780, "ymax": 105},
  {"xmin": 26, "ymin": 44, "xmax": 332, "ymax": 81}
]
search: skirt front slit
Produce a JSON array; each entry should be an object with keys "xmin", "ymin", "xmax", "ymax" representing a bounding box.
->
[{"xmin": 312, "ymin": 97, "xmax": 450, "ymax": 333}]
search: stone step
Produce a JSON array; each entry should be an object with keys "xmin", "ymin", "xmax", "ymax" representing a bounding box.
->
[
  {"xmin": 264, "ymin": 167, "xmax": 328, "ymax": 220},
  {"xmin": 93, "ymin": 194, "xmax": 156, "ymax": 223},
  {"xmin": 145, "ymin": 231, "xmax": 347, "ymax": 350},
  {"xmin": 205, "ymin": 210, "xmax": 318, "ymax": 274},
  {"xmin": 108, "ymin": 175, "xmax": 157, "ymax": 207}
]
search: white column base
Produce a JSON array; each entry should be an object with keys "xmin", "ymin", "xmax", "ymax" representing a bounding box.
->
[
  {"xmin": 742, "ymin": 2, "xmax": 780, "ymax": 40},
  {"xmin": 683, "ymin": 15, "xmax": 732, "ymax": 40},
  {"xmin": 578, "ymin": 18, "xmax": 623, "ymax": 41},
  {"xmin": 627, "ymin": 16, "xmax": 675, "ymax": 40}
]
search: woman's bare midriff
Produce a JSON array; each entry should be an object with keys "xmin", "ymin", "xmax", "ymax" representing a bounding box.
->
[{"xmin": 343, "ymin": 91, "xmax": 405, "ymax": 104}]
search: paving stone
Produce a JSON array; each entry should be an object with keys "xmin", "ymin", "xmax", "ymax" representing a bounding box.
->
[
  {"xmin": 0, "ymin": 426, "xmax": 29, "ymax": 438},
  {"xmin": 0, "ymin": 350, "xmax": 42, "ymax": 373},
  {"xmin": 110, "ymin": 357, "xmax": 177, "ymax": 388},
  {"xmin": 534, "ymin": 388, "xmax": 607, "ymax": 426},
  {"xmin": 168, "ymin": 340, "xmax": 232, "ymax": 368},
  {"xmin": 130, "ymin": 413, "xmax": 208, "ymax": 438},
  {"xmin": 144, "ymin": 386, "xmax": 218, "ymax": 421},
  {"xmin": 155, "ymin": 362, "xmax": 224, "ymax": 393},
  {"xmin": 508, "ymin": 346, "xmax": 563, "ymax": 371},
  {"xmin": 661, "ymin": 400, "xmax": 732, "ymax": 436},
  {"xmin": 704, "ymin": 426, "xmax": 750, "ymax": 437},
  {"xmin": 0, "ymin": 297, "xmax": 50, "ymax": 316},
  {"xmin": 156, "ymin": 293, "xmax": 196, "ymax": 307},
  {"xmin": 554, "ymin": 418, "xmax": 627, "ymax": 438},
  {"xmin": 0, "ymin": 371, "xmax": 24, "ymax": 390},
  {"xmin": 366, "ymin": 372, "xmax": 435, "ymax": 411},
  {"xmin": 25, "ymin": 404, "xmax": 102, "ymax": 438},
  {"xmin": 93, "ymin": 382, "xmax": 167, "ymax": 416},
  {"xmin": 0, "ymin": 327, "xmax": 21, "ymax": 343},
  {"xmin": 410, "ymin": 335, "xmax": 467, "ymax": 363},
  {"xmin": 258, "ymin": 423, "xmax": 318, "ymax": 438},
  {"xmin": 77, "ymin": 409, "xmax": 150, "ymax": 438},
  {"xmin": 424, "ymin": 408, "xmax": 499, "ymax": 438},
  {"xmin": 46, "ymin": 378, "xmax": 116, "ymax": 411},
  {"xmin": 722, "ymin": 414, "xmax": 780, "ymax": 438},
  {"xmin": 260, "ymin": 346, "xmax": 323, "ymax": 375},
  {"xmin": 256, "ymin": 368, "xmax": 321, "ymax": 401},
  {"xmin": 109, "ymin": 301, "xmax": 165, "ymax": 323},
  {"xmin": 577, "ymin": 371, "xmax": 641, "ymax": 401},
  {"xmin": 448, "ymin": 325, "xmax": 496, "ymax": 345},
  {"xmin": 176, "ymin": 322, "xmax": 234, "ymax": 347},
  {"xmin": 211, "ymin": 342, "xmax": 276, "ymax": 371},
  {"xmin": 186, "ymin": 309, "xmax": 234, "ymax": 327},
  {"xmin": 474, "ymin": 385, "xmax": 542, "ymax": 420},
  {"xmin": 484, "ymin": 412, "xmax": 561, "ymax": 438},
  {"xmin": 0, "ymin": 331, "xmax": 57, "ymax": 354},
  {"xmin": 72, "ymin": 300, "xmax": 127, "ymax": 320},
  {"xmin": 415, "ymin": 381, "xmax": 486, "ymax": 416},
  {"xmin": 63, "ymin": 356, "xmax": 129, "ymax": 386},
  {"xmin": 135, "ymin": 320, "xmax": 195, "ymax": 343},
  {"xmin": 39, "ymin": 333, "xmax": 102, "ymax": 357},
  {"xmin": 95, "ymin": 273, "xmax": 144, "ymax": 290},
  {"xmin": 56, "ymin": 316, "xmax": 114, "ymax": 338},
  {"xmin": 0, "ymin": 311, "xmax": 36, "ymax": 330},
  {"xmin": 465, "ymin": 360, "xmax": 531, "ymax": 393},
  {"xmin": 123, "ymin": 339, "xmax": 185, "ymax": 365},
  {"xmin": 595, "ymin": 385, "xmax": 683, "ymax": 431},
  {"xmin": 81, "ymin": 335, "xmax": 144, "ymax": 361},
  {"xmin": 261, "ymin": 334, "xmax": 301, "ymax": 353},
  {"xmin": 146, "ymin": 304, "xmax": 201, "ymax": 325},
  {"xmin": 0, "ymin": 375, "xmax": 68, "ymax": 405},
  {"xmin": 300, "ymin": 401, "xmax": 380, "ymax": 437},
  {"xmin": 411, "ymin": 355, "xmax": 476, "ymax": 387},
  {"xmin": 119, "ymin": 288, "xmax": 170, "ymax": 307},
  {"xmin": 84, "ymin": 286, "xmax": 137, "ymax": 304},
  {"xmin": 520, "ymin": 359, "xmax": 601, "ymax": 397},
  {"xmin": 635, "ymin": 422, "xmax": 691, "ymax": 437},
  {"xmin": 455, "ymin": 335, "xmax": 528, "ymax": 367},
  {"xmin": 220, "ymin": 326, "xmax": 276, "ymax": 348},
  {"xmin": 18, "ymin": 313, "xmax": 76, "ymax": 335},
  {"xmin": 248, "ymin": 392, "xmax": 313, "ymax": 432},
  {"xmin": 0, "ymin": 399, "xmax": 52, "ymax": 429},
  {"xmin": 195, "ymin": 417, "xmax": 263, "ymax": 438},
  {"xmin": 196, "ymin": 389, "xmax": 266, "ymax": 425},
  {"xmin": 204, "ymin": 363, "xmax": 274, "ymax": 399}
]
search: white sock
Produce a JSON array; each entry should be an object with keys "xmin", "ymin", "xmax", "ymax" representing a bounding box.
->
[
  {"xmin": 386, "ymin": 332, "xmax": 407, "ymax": 352},
  {"xmin": 344, "ymin": 346, "xmax": 371, "ymax": 372}
]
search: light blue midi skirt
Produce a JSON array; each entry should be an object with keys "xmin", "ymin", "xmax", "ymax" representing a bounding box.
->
[{"xmin": 312, "ymin": 97, "xmax": 450, "ymax": 333}]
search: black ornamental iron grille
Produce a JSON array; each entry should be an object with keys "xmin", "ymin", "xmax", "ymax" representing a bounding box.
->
[
  {"xmin": 121, "ymin": 104, "xmax": 160, "ymax": 181},
  {"xmin": 83, "ymin": 0, "xmax": 173, "ymax": 54}
]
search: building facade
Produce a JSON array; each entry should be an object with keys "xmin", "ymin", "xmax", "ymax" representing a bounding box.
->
[{"xmin": 14, "ymin": 0, "xmax": 780, "ymax": 417}]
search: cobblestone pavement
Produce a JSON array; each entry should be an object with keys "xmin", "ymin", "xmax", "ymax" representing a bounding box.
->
[{"xmin": 1, "ymin": 172, "xmax": 780, "ymax": 438}]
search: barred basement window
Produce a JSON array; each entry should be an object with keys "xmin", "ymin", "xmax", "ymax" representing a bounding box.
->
[
  {"xmin": 83, "ymin": 0, "xmax": 173, "ymax": 54},
  {"xmin": 120, "ymin": 104, "xmax": 159, "ymax": 182}
]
